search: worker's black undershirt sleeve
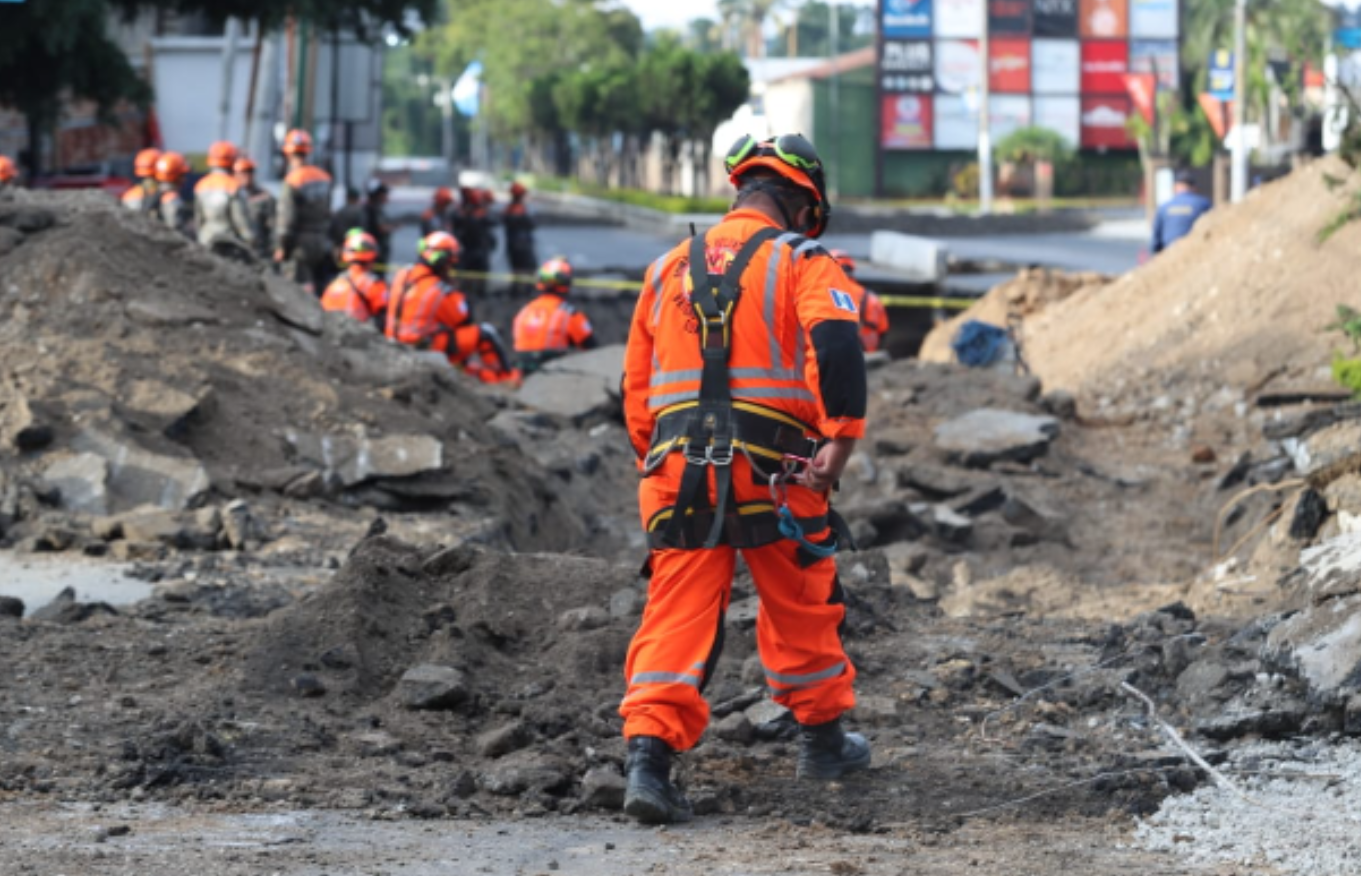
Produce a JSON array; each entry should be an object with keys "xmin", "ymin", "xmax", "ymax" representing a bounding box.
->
[{"xmin": 810, "ymin": 320, "xmax": 867, "ymax": 421}]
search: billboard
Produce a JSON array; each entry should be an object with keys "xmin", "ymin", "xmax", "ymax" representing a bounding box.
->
[
  {"xmin": 1034, "ymin": 95, "xmax": 1081, "ymax": 144},
  {"xmin": 990, "ymin": 95, "xmax": 1033, "ymax": 139},
  {"xmin": 989, "ymin": 0, "xmax": 1032, "ymax": 35},
  {"xmin": 1081, "ymin": 40, "xmax": 1129, "ymax": 92},
  {"xmin": 1081, "ymin": 95, "xmax": 1135, "ymax": 147},
  {"xmin": 1033, "ymin": 0, "xmax": 1078, "ymax": 36},
  {"xmin": 882, "ymin": 40, "xmax": 936, "ymax": 92},
  {"xmin": 934, "ymin": 93, "xmax": 979, "ymax": 148},
  {"xmin": 882, "ymin": 94, "xmax": 935, "ymax": 148},
  {"xmin": 935, "ymin": 39, "xmax": 982, "ymax": 93},
  {"xmin": 1129, "ymin": 0, "xmax": 1177, "ymax": 38},
  {"xmin": 990, "ymin": 38, "xmax": 1033, "ymax": 93},
  {"xmin": 1079, "ymin": 0, "xmax": 1127, "ymax": 38},
  {"xmin": 1032, "ymin": 39, "xmax": 1080, "ymax": 92},
  {"xmin": 935, "ymin": 0, "xmax": 984, "ymax": 37},
  {"xmin": 884, "ymin": 0, "xmax": 934, "ymax": 38},
  {"xmin": 1129, "ymin": 40, "xmax": 1178, "ymax": 89}
]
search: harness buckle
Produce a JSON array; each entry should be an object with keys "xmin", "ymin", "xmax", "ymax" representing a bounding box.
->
[{"xmin": 684, "ymin": 441, "xmax": 734, "ymax": 467}]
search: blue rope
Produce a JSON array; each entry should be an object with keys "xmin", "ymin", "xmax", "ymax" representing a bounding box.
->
[{"xmin": 777, "ymin": 506, "xmax": 838, "ymax": 559}]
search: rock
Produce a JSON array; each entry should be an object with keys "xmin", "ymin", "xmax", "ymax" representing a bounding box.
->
[
  {"xmin": 849, "ymin": 517, "xmax": 879, "ymax": 549},
  {"xmin": 951, "ymin": 485, "xmax": 1007, "ymax": 517},
  {"xmin": 126, "ymin": 297, "xmax": 221, "ymax": 327},
  {"xmin": 580, "ymin": 767, "xmax": 626, "ymax": 810},
  {"xmin": 557, "ymin": 606, "xmax": 610, "ymax": 632},
  {"xmin": 282, "ymin": 471, "xmax": 326, "ymax": 500},
  {"xmin": 850, "ymin": 695, "xmax": 900, "ymax": 726},
  {"xmin": 874, "ymin": 432, "xmax": 913, "ymax": 456},
  {"xmin": 117, "ymin": 507, "xmax": 186, "ymax": 546},
  {"xmin": 712, "ymin": 712, "xmax": 754, "ymax": 745},
  {"xmin": 931, "ymin": 506, "xmax": 973, "ymax": 544},
  {"xmin": 397, "ymin": 664, "xmax": 469, "ymax": 711},
  {"xmin": 869, "ymin": 230, "xmax": 948, "ymax": 282},
  {"xmin": 42, "ymin": 453, "xmax": 110, "ymax": 516},
  {"xmin": 1040, "ymin": 389, "xmax": 1077, "ymax": 420},
  {"xmin": 478, "ymin": 753, "xmax": 571, "ymax": 797},
  {"xmin": 0, "ymin": 394, "xmax": 53, "ymax": 451},
  {"xmin": 1175, "ymin": 660, "xmax": 1230, "ymax": 703},
  {"xmin": 1195, "ymin": 702, "xmax": 1307, "ymax": 741},
  {"xmin": 1289, "ymin": 488, "xmax": 1328, "ymax": 540},
  {"xmin": 1000, "ymin": 490, "xmax": 1069, "ymax": 544},
  {"xmin": 28, "ymin": 587, "xmax": 118, "ymax": 624},
  {"xmin": 840, "ymin": 497, "xmax": 929, "ymax": 545},
  {"xmin": 1345, "ymin": 695, "xmax": 1361, "ymax": 735},
  {"xmin": 285, "ymin": 430, "xmax": 444, "ymax": 488},
  {"xmin": 1191, "ymin": 444, "xmax": 1217, "ymax": 464},
  {"xmin": 0, "ymin": 595, "xmax": 23, "ymax": 618},
  {"xmin": 519, "ymin": 345, "xmax": 625, "ymax": 424},
  {"xmin": 120, "ymin": 381, "xmax": 212, "ymax": 438},
  {"xmin": 0, "ymin": 226, "xmax": 21, "ymax": 258},
  {"xmin": 848, "ymin": 451, "xmax": 877, "ymax": 485},
  {"xmin": 320, "ymin": 643, "xmax": 359, "ymax": 670},
  {"xmin": 608, "ymin": 587, "xmax": 644, "ymax": 619},
  {"xmin": 727, "ymin": 596, "xmax": 759, "ymax": 630},
  {"xmin": 221, "ymin": 500, "xmax": 258, "ymax": 550},
  {"xmin": 476, "ymin": 722, "xmax": 532, "ymax": 759},
  {"xmin": 897, "ymin": 465, "xmax": 971, "ymax": 498},
  {"xmin": 0, "ymin": 205, "xmax": 56, "ymax": 233},
  {"xmin": 69, "ymin": 427, "xmax": 210, "ymax": 512},
  {"xmin": 933, "ymin": 409, "xmax": 1060, "ymax": 467},
  {"xmin": 932, "ymin": 658, "xmax": 976, "ymax": 689},
  {"xmin": 291, "ymin": 673, "xmax": 327, "ymax": 698},
  {"xmin": 261, "ymin": 275, "xmax": 325, "ymax": 334},
  {"xmin": 1283, "ymin": 420, "xmax": 1361, "ymax": 479}
]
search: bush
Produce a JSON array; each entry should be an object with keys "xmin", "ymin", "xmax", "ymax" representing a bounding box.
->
[
  {"xmin": 952, "ymin": 163, "xmax": 980, "ymax": 199},
  {"xmin": 530, "ymin": 177, "xmax": 730, "ymax": 214}
]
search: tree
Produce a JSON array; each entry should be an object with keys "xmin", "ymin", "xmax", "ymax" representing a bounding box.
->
[{"xmin": 686, "ymin": 51, "xmax": 751, "ymax": 195}]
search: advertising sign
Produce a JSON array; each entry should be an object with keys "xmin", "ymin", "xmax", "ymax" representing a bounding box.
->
[
  {"xmin": 1130, "ymin": 40, "xmax": 1178, "ymax": 90},
  {"xmin": 1081, "ymin": 40, "xmax": 1129, "ymax": 93},
  {"xmin": 1079, "ymin": 0, "xmax": 1128, "ymax": 38},
  {"xmin": 884, "ymin": 0, "xmax": 934, "ymax": 38},
  {"xmin": 990, "ymin": 39, "xmax": 1032, "ymax": 93},
  {"xmin": 934, "ymin": 0, "xmax": 985, "ymax": 37},
  {"xmin": 882, "ymin": 40, "xmax": 936, "ymax": 92},
  {"xmin": 1080, "ymin": 95, "xmax": 1134, "ymax": 147},
  {"xmin": 935, "ymin": 39, "xmax": 982, "ymax": 93},
  {"xmin": 989, "ymin": 0, "xmax": 1032, "ymax": 35},
  {"xmin": 1129, "ymin": 0, "xmax": 1177, "ymax": 38},
  {"xmin": 1033, "ymin": 0, "xmax": 1078, "ymax": 36},
  {"xmin": 1122, "ymin": 72, "xmax": 1157, "ymax": 123},
  {"xmin": 882, "ymin": 94, "xmax": 935, "ymax": 148},
  {"xmin": 1033, "ymin": 95, "xmax": 1081, "ymax": 144},
  {"xmin": 1032, "ymin": 39, "xmax": 1080, "ymax": 93},
  {"xmin": 990, "ymin": 95, "xmax": 1032, "ymax": 139},
  {"xmin": 934, "ymin": 93, "xmax": 979, "ymax": 148},
  {"xmin": 1208, "ymin": 49, "xmax": 1234, "ymax": 100}
]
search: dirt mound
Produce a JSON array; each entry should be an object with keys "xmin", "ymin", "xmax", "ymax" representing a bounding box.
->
[
  {"xmin": 918, "ymin": 268, "xmax": 1108, "ymax": 365},
  {"xmin": 0, "ymin": 189, "xmax": 590, "ymax": 556},
  {"xmin": 1022, "ymin": 157, "xmax": 1361, "ymax": 400}
]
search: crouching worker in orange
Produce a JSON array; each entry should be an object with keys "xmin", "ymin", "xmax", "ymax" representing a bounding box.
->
[
  {"xmin": 618, "ymin": 133, "xmax": 870, "ymax": 825},
  {"xmin": 322, "ymin": 230, "xmax": 389, "ymax": 329},
  {"xmin": 830, "ymin": 250, "xmax": 890, "ymax": 354},
  {"xmin": 121, "ymin": 149, "xmax": 160, "ymax": 211},
  {"xmin": 386, "ymin": 232, "xmax": 520, "ymax": 385},
  {"xmin": 512, "ymin": 257, "xmax": 597, "ymax": 374}
]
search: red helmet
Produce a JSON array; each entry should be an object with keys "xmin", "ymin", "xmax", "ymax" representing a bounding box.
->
[
  {"xmin": 282, "ymin": 129, "xmax": 313, "ymax": 156},
  {"xmin": 725, "ymin": 133, "xmax": 830, "ymax": 238},
  {"xmin": 830, "ymin": 249, "xmax": 856, "ymax": 275},
  {"xmin": 154, "ymin": 152, "xmax": 189, "ymax": 184},
  {"xmin": 479, "ymin": 188, "xmax": 495, "ymax": 205},
  {"xmin": 0, "ymin": 155, "xmax": 16, "ymax": 183},
  {"xmin": 434, "ymin": 187, "xmax": 453, "ymax": 208},
  {"xmin": 207, "ymin": 140, "xmax": 238, "ymax": 169},
  {"xmin": 536, "ymin": 257, "xmax": 573, "ymax": 295},
  {"xmin": 134, "ymin": 148, "xmax": 162, "ymax": 179},
  {"xmin": 342, "ymin": 230, "xmax": 380, "ymax": 264},
  {"xmin": 509, "ymin": 181, "xmax": 527, "ymax": 198},
  {"xmin": 418, "ymin": 231, "xmax": 460, "ymax": 268},
  {"xmin": 233, "ymin": 155, "xmax": 256, "ymax": 173}
]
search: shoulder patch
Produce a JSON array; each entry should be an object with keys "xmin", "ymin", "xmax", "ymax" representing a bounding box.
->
[{"xmin": 830, "ymin": 288, "xmax": 859, "ymax": 314}]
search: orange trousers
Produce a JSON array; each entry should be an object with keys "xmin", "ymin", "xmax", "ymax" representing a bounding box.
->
[{"xmin": 620, "ymin": 454, "xmax": 857, "ymax": 752}]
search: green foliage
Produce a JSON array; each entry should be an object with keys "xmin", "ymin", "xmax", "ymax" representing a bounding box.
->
[
  {"xmin": 381, "ymin": 44, "xmax": 445, "ymax": 157},
  {"xmin": 1326, "ymin": 305, "xmax": 1361, "ymax": 353},
  {"xmin": 536, "ymin": 177, "xmax": 731, "ymax": 214},
  {"xmin": 952, "ymin": 164, "xmax": 980, "ymax": 199},
  {"xmin": 1332, "ymin": 353, "xmax": 1361, "ymax": 398},
  {"xmin": 994, "ymin": 126, "xmax": 1074, "ymax": 165}
]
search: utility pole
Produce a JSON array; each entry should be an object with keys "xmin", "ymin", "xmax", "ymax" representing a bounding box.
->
[
  {"xmin": 1230, "ymin": 0, "xmax": 1248, "ymax": 202},
  {"xmin": 217, "ymin": 18, "xmax": 241, "ymax": 141},
  {"xmin": 829, "ymin": 0, "xmax": 840, "ymax": 200},
  {"xmin": 978, "ymin": 4, "xmax": 993, "ymax": 214}
]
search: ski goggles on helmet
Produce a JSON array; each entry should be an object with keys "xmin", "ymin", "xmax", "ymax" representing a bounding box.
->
[{"xmin": 725, "ymin": 133, "xmax": 823, "ymax": 176}]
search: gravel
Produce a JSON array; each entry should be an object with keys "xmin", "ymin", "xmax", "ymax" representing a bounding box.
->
[{"xmin": 1134, "ymin": 740, "xmax": 1361, "ymax": 874}]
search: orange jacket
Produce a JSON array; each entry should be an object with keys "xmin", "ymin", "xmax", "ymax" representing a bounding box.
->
[
  {"xmin": 121, "ymin": 181, "xmax": 154, "ymax": 212},
  {"xmin": 622, "ymin": 208, "xmax": 867, "ymax": 462},
  {"xmin": 385, "ymin": 263, "xmax": 470, "ymax": 352},
  {"xmin": 322, "ymin": 265, "xmax": 389, "ymax": 324},
  {"xmin": 512, "ymin": 292, "xmax": 594, "ymax": 353},
  {"xmin": 847, "ymin": 281, "xmax": 890, "ymax": 353}
]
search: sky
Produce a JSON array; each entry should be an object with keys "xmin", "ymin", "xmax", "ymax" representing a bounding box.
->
[{"xmin": 620, "ymin": 0, "xmax": 721, "ymax": 33}]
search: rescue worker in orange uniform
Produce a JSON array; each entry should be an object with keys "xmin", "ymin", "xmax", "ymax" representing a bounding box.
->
[
  {"xmin": 234, "ymin": 155, "xmax": 276, "ymax": 261},
  {"xmin": 512, "ymin": 257, "xmax": 597, "ymax": 374},
  {"xmin": 420, "ymin": 187, "xmax": 454, "ymax": 236},
  {"xmin": 455, "ymin": 187, "xmax": 496, "ymax": 298},
  {"xmin": 504, "ymin": 181, "xmax": 537, "ymax": 296},
  {"xmin": 273, "ymin": 129, "xmax": 334, "ymax": 294},
  {"xmin": 618, "ymin": 134, "xmax": 870, "ymax": 825},
  {"xmin": 194, "ymin": 141, "xmax": 255, "ymax": 251},
  {"xmin": 0, "ymin": 155, "xmax": 16, "ymax": 189},
  {"xmin": 153, "ymin": 152, "xmax": 193, "ymax": 237},
  {"xmin": 321, "ymin": 230, "xmax": 389, "ymax": 329},
  {"xmin": 385, "ymin": 231, "xmax": 520, "ymax": 384},
  {"xmin": 830, "ymin": 250, "xmax": 890, "ymax": 354},
  {"xmin": 121, "ymin": 148, "xmax": 160, "ymax": 211}
]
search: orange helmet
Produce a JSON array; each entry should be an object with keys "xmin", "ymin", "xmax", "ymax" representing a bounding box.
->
[
  {"xmin": 418, "ymin": 231, "xmax": 460, "ymax": 268},
  {"xmin": 342, "ymin": 230, "xmax": 380, "ymax": 264},
  {"xmin": 134, "ymin": 148, "xmax": 162, "ymax": 179},
  {"xmin": 282, "ymin": 129, "xmax": 313, "ymax": 156},
  {"xmin": 536, "ymin": 257, "xmax": 573, "ymax": 295},
  {"xmin": 479, "ymin": 188, "xmax": 495, "ymax": 205},
  {"xmin": 830, "ymin": 249, "xmax": 856, "ymax": 275},
  {"xmin": 155, "ymin": 152, "xmax": 189, "ymax": 184},
  {"xmin": 724, "ymin": 133, "xmax": 830, "ymax": 238},
  {"xmin": 509, "ymin": 181, "xmax": 527, "ymax": 198},
  {"xmin": 0, "ymin": 155, "xmax": 16, "ymax": 183},
  {"xmin": 233, "ymin": 155, "xmax": 256, "ymax": 174},
  {"xmin": 207, "ymin": 140, "xmax": 238, "ymax": 169},
  {"xmin": 433, "ymin": 187, "xmax": 453, "ymax": 208}
]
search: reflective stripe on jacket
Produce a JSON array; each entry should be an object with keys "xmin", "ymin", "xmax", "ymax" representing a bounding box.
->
[{"xmin": 512, "ymin": 293, "xmax": 593, "ymax": 353}]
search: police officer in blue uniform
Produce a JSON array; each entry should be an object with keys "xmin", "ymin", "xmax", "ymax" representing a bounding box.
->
[{"xmin": 1151, "ymin": 169, "xmax": 1212, "ymax": 254}]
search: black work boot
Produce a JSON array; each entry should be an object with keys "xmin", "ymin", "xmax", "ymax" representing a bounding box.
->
[
  {"xmin": 623, "ymin": 736, "xmax": 694, "ymax": 825},
  {"xmin": 796, "ymin": 718, "xmax": 872, "ymax": 780}
]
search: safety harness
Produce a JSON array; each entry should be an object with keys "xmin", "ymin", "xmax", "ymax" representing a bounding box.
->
[{"xmin": 645, "ymin": 228, "xmax": 850, "ymax": 562}]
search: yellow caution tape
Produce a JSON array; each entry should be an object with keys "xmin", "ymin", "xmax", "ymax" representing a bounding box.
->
[{"xmin": 876, "ymin": 295, "xmax": 974, "ymax": 310}]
